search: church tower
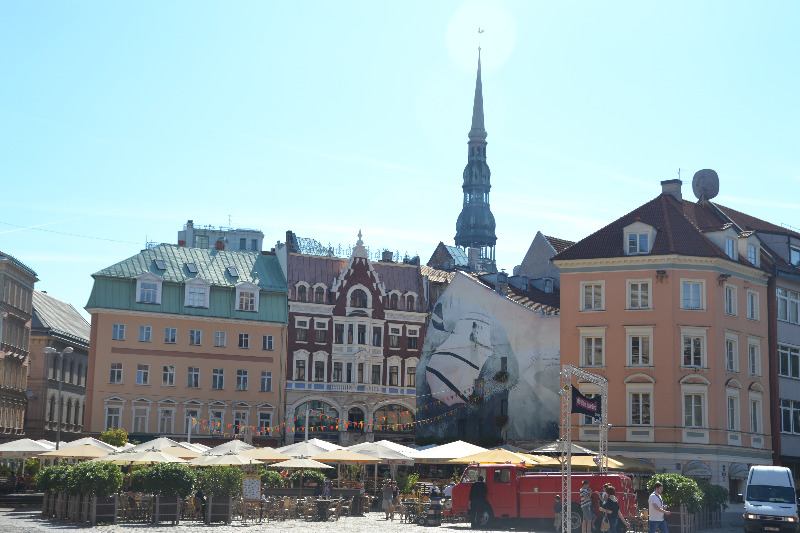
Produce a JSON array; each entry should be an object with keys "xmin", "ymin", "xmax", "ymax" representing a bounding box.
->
[{"xmin": 454, "ymin": 51, "xmax": 497, "ymax": 272}]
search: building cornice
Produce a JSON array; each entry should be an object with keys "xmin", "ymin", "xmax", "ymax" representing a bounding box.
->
[
  {"xmin": 289, "ymin": 302, "xmax": 334, "ymax": 315},
  {"xmin": 85, "ymin": 307, "xmax": 287, "ymax": 328}
]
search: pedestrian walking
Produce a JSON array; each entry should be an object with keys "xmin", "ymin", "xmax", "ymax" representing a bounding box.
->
[
  {"xmin": 580, "ymin": 480, "xmax": 594, "ymax": 533},
  {"xmin": 382, "ymin": 480, "xmax": 394, "ymax": 520},
  {"xmin": 648, "ymin": 482, "xmax": 671, "ymax": 533}
]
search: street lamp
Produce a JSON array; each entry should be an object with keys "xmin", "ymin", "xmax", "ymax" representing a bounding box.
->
[{"xmin": 44, "ymin": 346, "xmax": 73, "ymax": 450}]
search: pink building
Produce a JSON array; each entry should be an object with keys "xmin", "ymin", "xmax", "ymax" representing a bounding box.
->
[{"xmin": 553, "ymin": 179, "xmax": 772, "ymax": 493}]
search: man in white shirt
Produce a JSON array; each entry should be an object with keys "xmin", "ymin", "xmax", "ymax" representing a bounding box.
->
[
  {"xmin": 648, "ymin": 482, "xmax": 671, "ymax": 533},
  {"xmin": 444, "ymin": 482, "xmax": 454, "ymax": 498}
]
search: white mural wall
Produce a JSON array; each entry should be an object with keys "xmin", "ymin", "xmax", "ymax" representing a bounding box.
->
[{"xmin": 417, "ymin": 272, "xmax": 560, "ymax": 441}]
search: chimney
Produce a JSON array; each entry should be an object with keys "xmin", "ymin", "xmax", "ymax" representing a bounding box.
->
[
  {"xmin": 285, "ymin": 230, "xmax": 295, "ymax": 253},
  {"xmin": 661, "ymin": 179, "xmax": 682, "ymax": 201},
  {"xmin": 467, "ymin": 247, "xmax": 481, "ymax": 272},
  {"xmin": 382, "ymin": 250, "xmax": 394, "ymax": 262},
  {"xmin": 496, "ymin": 271, "xmax": 508, "ymax": 296},
  {"xmin": 187, "ymin": 219, "xmax": 193, "ymax": 228},
  {"xmin": 215, "ymin": 239, "xmax": 226, "ymax": 251}
]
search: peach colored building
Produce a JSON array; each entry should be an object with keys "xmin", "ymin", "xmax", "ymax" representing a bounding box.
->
[
  {"xmin": 85, "ymin": 244, "xmax": 288, "ymax": 446},
  {"xmin": 553, "ymin": 179, "xmax": 772, "ymax": 493}
]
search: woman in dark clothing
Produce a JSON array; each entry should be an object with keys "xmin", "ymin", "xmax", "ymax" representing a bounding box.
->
[{"xmin": 600, "ymin": 487, "xmax": 629, "ymax": 532}]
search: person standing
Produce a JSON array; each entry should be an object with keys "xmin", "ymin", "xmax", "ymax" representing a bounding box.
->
[
  {"xmin": 469, "ymin": 475, "xmax": 488, "ymax": 527},
  {"xmin": 580, "ymin": 480, "xmax": 593, "ymax": 533},
  {"xmin": 600, "ymin": 486, "xmax": 620, "ymax": 533},
  {"xmin": 554, "ymin": 495, "xmax": 563, "ymax": 532},
  {"xmin": 648, "ymin": 482, "xmax": 671, "ymax": 533},
  {"xmin": 444, "ymin": 481, "xmax": 455, "ymax": 499},
  {"xmin": 382, "ymin": 480, "xmax": 394, "ymax": 520}
]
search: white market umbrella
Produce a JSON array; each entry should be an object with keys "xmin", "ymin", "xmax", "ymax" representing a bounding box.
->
[
  {"xmin": 190, "ymin": 452, "xmax": 260, "ymax": 466},
  {"xmin": 160, "ymin": 446, "xmax": 201, "ymax": 460},
  {"xmin": 94, "ymin": 448, "xmax": 186, "ymax": 465},
  {"xmin": 532, "ymin": 440, "xmax": 597, "ymax": 455},
  {"xmin": 413, "ymin": 440, "xmax": 487, "ymax": 464},
  {"xmin": 0, "ymin": 438, "xmax": 54, "ymax": 459},
  {"xmin": 39, "ymin": 443, "xmax": 110, "ymax": 460},
  {"xmin": 240, "ymin": 447, "xmax": 292, "ymax": 463},
  {"xmin": 266, "ymin": 456, "xmax": 332, "ymax": 499},
  {"xmin": 205, "ymin": 439, "xmax": 254, "ymax": 455},
  {"xmin": 60, "ymin": 437, "xmax": 119, "ymax": 452},
  {"xmin": 126, "ymin": 437, "xmax": 182, "ymax": 452},
  {"xmin": 277, "ymin": 438, "xmax": 342, "ymax": 458}
]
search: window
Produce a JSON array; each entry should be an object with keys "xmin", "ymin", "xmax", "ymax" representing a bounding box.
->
[
  {"xmin": 389, "ymin": 326, "xmax": 401, "ymax": 348},
  {"xmin": 629, "ymin": 334, "xmax": 651, "ymax": 366},
  {"xmin": 251, "ymin": 238, "xmax": 258, "ymax": 250},
  {"xmin": 583, "ymin": 337, "xmax": 604, "ymax": 366},
  {"xmin": 347, "ymin": 324, "xmax": 354, "ymax": 344},
  {"xmin": 725, "ymin": 337, "xmax": 738, "ymax": 372},
  {"xmin": 750, "ymin": 398, "xmax": 761, "ymax": 434},
  {"xmin": 725, "ymin": 237, "xmax": 736, "ymax": 259},
  {"xmin": 239, "ymin": 238, "xmax": 247, "ymax": 250},
  {"xmin": 777, "ymin": 288, "xmax": 800, "ymax": 324},
  {"xmin": 315, "ymin": 321, "xmax": 327, "ymax": 343},
  {"xmin": 334, "ymin": 324, "xmax": 344, "ymax": 344},
  {"xmin": 188, "ymin": 367, "xmax": 200, "ymax": 388},
  {"xmin": 297, "ymin": 286, "xmax": 307, "ymax": 302},
  {"xmin": 236, "ymin": 369, "xmax": 248, "ymax": 390},
  {"xmin": 747, "ymin": 291, "xmax": 759, "ymax": 320},
  {"xmin": 162, "ymin": 365, "xmax": 175, "ymax": 386},
  {"xmin": 357, "ymin": 363, "xmax": 364, "ymax": 383},
  {"xmin": 332, "ymin": 362, "xmax": 343, "ymax": 382},
  {"xmin": 105, "ymin": 407, "xmax": 121, "ymax": 430},
  {"xmin": 187, "ymin": 287, "xmax": 207, "ymax": 307},
  {"xmin": 185, "ymin": 409, "xmax": 199, "ymax": 433},
  {"xmin": 314, "ymin": 287, "xmax": 325, "ymax": 303},
  {"xmin": 683, "ymin": 335, "xmax": 704, "ymax": 367},
  {"xmin": 628, "ymin": 281, "xmax": 650, "ymax": 310},
  {"xmin": 238, "ymin": 333, "xmax": 250, "ymax": 349},
  {"xmin": 314, "ymin": 361, "xmax": 324, "ymax": 382},
  {"xmin": 748, "ymin": 244, "xmax": 759, "ymax": 266},
  {"xmin": 408, "ymin": 328, "xmax": 419, "ymax": 349},
  {"xmin": 779, "ymin": 344, "xmax": 800, "ymax": 379},
  {"xmin": 747, "ymin": 341, "xmax": 761, "ymax": 376},
  {"xmin": 371, "ymin": 364, "xmax": 381, "ymax": 384},
  {"xmin": 238, "ymin": 290, "xmax": 256, "ymax": 311},
  {"xmin": 389, "ymin": 366, "xmax": 399, "ymax": 386},
  {"xmin": 136, "ymin": 364, "xmax": 150, "ymax": 385},
  {"xmin": 139, "ymin": 282, "xmax": 159, "ymax": 303},
  {"xmin": 112, "ymin": 323, "xmax": 125, "ymax": 341},
  {"xmin": 581, "ymin": 282, "xmax": 604, "ymax": 311},
  {"xmin": 727, "ymin": 395, "xmax": 739, "ymax": 431},
  {"xmin": 186, "ymin": 262, "xmax": 197, "ymax": 273},
  {"xmin": 628, "ymin": 233, "xmax": 649, "ymax": 254},
  {"xmin": 681, "ymin": 281, "xmax": 704, "ymax": 310},
  {"xmin": 792, "ymin": 247, "xmax": 800, "ymax": 267},
  {"xmin": 357, "ymin": 324, "xmax": 366, "ymax": 344},
  {"xmin": 260, "ymin": 371, "xmax": 272, "ymax": 392},
  {"xmin": 684, "ymin": 393, "xmax": 704, "ymax": 427},
  {"xmin": 406, "ymin": 295, "xmax": 415, "ymax": 311},
  {"xmin": 132, "ymin": 407, "xmax": 148, "ymax": 433},
  {"xmin": 262, "ymin": 335, "xmax": 274, "ymax": 350},
  {"xmin": 158, "ymin": 408, "xmax": 174, "ymax": 434},
  {"xmin": 725, "ymin": 285, "xmax": 737, "ymax": 315},
  {"xmin": 296, "ymin": 319, "xmax": 308, "ymax": 341},
  {"xmin": 212, "ymin": 368, "xmax": 224, "ymax": 390},
  {"xmin": 139, "ymin": 326, "xmax": 151, "ymax": 342},
  {"xmin": 295, "ymin": 359, "xmax": 306, "ymax": 381},
  {"xmin": 210, "ymin": 410, "xmax": 223, "ymax": 432},
  {"xmin": 372, "ymin": 327, "xmax": 382, "ymax": 347},
  {"xmin": 109, "ymin": 363, "xmax": 123, "ymax": 384},
  {"xmin": 189, "ymin": 329, "xmax": 202, "ymax": 346},
  {"xmin": 227, "ymin": 266, "xmax": 238, "ymax": 277},
  {"xmin": 214, "ymin": 331, "xmax": 226, "ymax": 347},
  {"xmin": 350, "ymin": 289, "xmax": 367, "ymax": 308},
  {"xmin": 630, "ymin": 393, "xmax": 651, "ymax": 425},
  {"xmin": 234, "ymin": 412, "xmax": 248, "ymax": 435},
  {"xmin": 164, "ymin": 327, "xmax": 177, "ymax": 344},
  {"xmin": 258, "ymin": 411, "xmax": 272, "ymax": 431},
  {"xmin": 406, "ymin": 366, "xmax": 416, "ymax": 387},
  {"xmin": 581, "ymin": 393, "xmax": 600, "ymax": 425},
  {"xmin": 390, "ymin": 293, "xmax": 399, "ymax": 310}
]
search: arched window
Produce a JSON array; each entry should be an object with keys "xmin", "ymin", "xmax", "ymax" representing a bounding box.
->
[
  {"xmin": 297, "ymin": 286, "xmax": 307, "ymax": 302},
  {"xmin": 294, "ymin": 400, "xmax": 339, "ymax": 431},
  {"xmin": 373, "ymin": 404, "xmax": 415, "ymax": 433},
  {"xmin": 350, "ymin": 289, "xmax": 367, "ymax": 308},
  {"xmin": 406, "ymin": 296, "xmax": 415, "ymax": 311},
  {"xmin": 348, "ymin": 407, "xmax": 365, "ymax": 430},
  {"xmin": 315, "ymin": 287, "xmax": 325, "ymax": 304},
  {"xmin": 390, "ymin": 294, "xmax": 399, "ymax": 310}
]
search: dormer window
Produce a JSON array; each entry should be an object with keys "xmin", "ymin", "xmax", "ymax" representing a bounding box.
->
[
  {"xmin": 791, "ymin": 247, "xmax": 800, "ymax": 267},
  {"xmin": 186, "ymin": 262, "xmax": 198, "ymax": 274},
  {"xmin": 154, "ymin": 259, "xmax": 166, "ymax": 270},
  {"xmin": 184, "ymin": 277, "xmax": 210, "ymax": 308},
  {"xmin": 747, "ymin": 245, "xmax": 759, "ymax": 267},
  {"xmin": 725, "ymin": 237, "xmax": 736, "ymax": 260},
  {"xmin": 235, "ymin": 282, "xmax": 260, "ymax": 312},
  {"xmin": 350, "ymin": 289, "xmax": 368, "ymax": 308},
  {"xmin": 136, "ymin": 273, "xmax": 163, "ymax": 304},
  {"xmin": 623, "ymin": 222, "xmax": 656, "ymax": 256},
  {"xmin": 297, "ymin": 286, "xmax": 307, "ymax": 302},
  {"xmin": 227, "ymin": 266, "xmax": 239, "ymax": 278},
  {"xmin": 543, "ymin": 278, "xmax": 554, "ymax": 293},
  {"xmin": 628, "ymin": 233, "xmax": 649, "ymax": 254}
]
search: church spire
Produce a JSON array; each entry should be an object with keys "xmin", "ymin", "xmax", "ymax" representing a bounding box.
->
[{"xmin": 454, "ymin": 51, "xmax": 497, "ymax": 272}]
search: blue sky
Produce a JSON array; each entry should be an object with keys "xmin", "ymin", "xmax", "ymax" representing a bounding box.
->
[{"xmin": 2, "ymin": 1, "xmax": 798, "ymax": 319}]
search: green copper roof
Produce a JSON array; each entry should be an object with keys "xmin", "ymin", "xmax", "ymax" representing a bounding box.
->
[{"xmin": 92, "ymin": 244, "xmax": 286, "ymax": 292}]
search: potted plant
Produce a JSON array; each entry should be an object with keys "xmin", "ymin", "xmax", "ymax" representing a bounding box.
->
[
  {"xmin": 196, "ymin": 466, "xmax": 242, "ymax": 524},
  {"xmin": 142, "ymin": 463, "xmax": 196, "ymax": 524},
  {"xmin": 35, "ymin": 465, "xmax": 70, "ymax": 518},
  {"xmin": 68, "ymin": 461, "xmax": 123, "ymax": 525}
]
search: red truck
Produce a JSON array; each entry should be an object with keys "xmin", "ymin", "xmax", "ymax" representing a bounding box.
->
[{"xmin": 451, "ymin": 463, "xmax": 635, "ymax": 530}]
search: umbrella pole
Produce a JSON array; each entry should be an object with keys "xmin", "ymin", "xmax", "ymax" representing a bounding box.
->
[{"xmin": 298, "ymin": 468, "xmax": 303, "ymax": 499}]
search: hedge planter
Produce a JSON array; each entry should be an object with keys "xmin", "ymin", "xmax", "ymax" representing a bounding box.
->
[
  {"xmin": 41, "ymin": 492, "xmax": 50, "ymax": 518},
  {"xmin": 153, "ymin": 495, "xmax": 181, "ymax": 525},
  {"xmin": 90, "ymin": 494, "xmax": 118, "ymax": 526},
  {"xmin": 67, "ymin": 494, "xmax": 82, "ymax": 523},
  {"xmin": 55, "ymin": 492, "xmax": 67, "ymax": 520},
  {"xmin": 205, "ymin": 495, "xmax": 232, "ymax": 524}
]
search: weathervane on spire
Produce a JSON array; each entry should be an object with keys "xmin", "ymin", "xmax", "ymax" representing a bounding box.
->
[{"xmin": 478, "ymin": 27, "xmax": 484, "ymax": 51}]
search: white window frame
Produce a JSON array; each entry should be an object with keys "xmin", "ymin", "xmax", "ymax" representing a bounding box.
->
[
  {"xmin": 623, "ymin": 222, "xmax": 656, "ymax": 256},
  {"xmin": 139, "ymin": 325, "xmax": 152, "ymax": 342},
  {"xmin": 628, "ymin": 387, "xmax": 653, "ymax": 426},
  {"xmin": 189, "ymin": 329, "xmax": 202, "ymax": 346},
  {"xmin": 209, "ymin": 408, "xmax": 224, "ymax": 434},
  {"xmin": 682, "ymin": 388, "xmax": 706, "ymax": 428},
  {"xmin": 405, "ymin": 357, "xmax": 419, "ymax": 387},
  {"xmin": 750, "ymin": 393, "xmax": 762, "ymax": 434},
  {"xmin": 235, "ymin": 282, "xmax": 260, "ymax": 312},
  {"xmin": 238, "ymin": 333, "xmax": 250, "ymax": 349},
  {"xmin": 158, "ymin": 407, "xmax": 174, "ymax": 434},
  {"xmin": 777, "ymin": 288, "xmax": 800, "ymax": 324},
  {"xmin": 579, "ymin": 327, "xmax": 606, "ymax": 367},
  {"xmin": 747, "ymin": 244, "xmax": 759, "ymax": 266},
  {"xmin": 104, "ymin": 405, "xmax": 122, "ymax": 430},
  {"xmin": 748, "ymin": 339, "xmax": 761, "ymax": 377},
  {"xmin": 132, "ymin": 405, "xmax": 149, "ymax": 433},
  {"xmin": 212, "ymin": 368, "xmax": 224, "ymax": 390},
  {"xmin": 214, "ymin": 331, "xmax": 226, "ymax": 347},
  {"xmin": 725, "ymin": 237, "xmax": 736, "ymax": 259},
  {"xmin": 164, "ymin": 327, "xmax": 177, "ymax": 344},
  {"xmin": 236, "ymin": 369, "xmax": 248, "ymax": 391},
  {"xmin": 627, "ymin": 279, "xmax": 651, "ymax": 310},
  {"xmin": 260, "ymin": 371, "xmax": 272, "ymax": 392},
  {"xmin": 135, "ymin": 273, "xmax": 163, "ymax": 304},
  {"xmin": 262, "ymin": 335, "xmax": 274, "ymax": 350},
  {"xmin": 681, "ymin": 279, "xmax": 705, "ymax": 310},
  {"xmin": 184, "ymin": 277, "xmax": 210, "ymax": 308},
  {"xmin": 724, "ymin": 284, "xmax": 738, "ymax": 316},
  {"xmin": 580, "ymin": 281, "xmax": 605, "ymax": 311},
  {"xmin": 184, "ymin": 407, "xmax": 200, "ymax": 433},
  {"xmin": 233, "ymin": 410, "xmax": 249, "ymax": 435},
  {"xmin": 187, "ymin": 366, "xmax": 200, "ymax": 388},
  {"xmin": 110, "ymin": 363, "xmax": 123, "ymax": 384},
  {"xmin": 625, "ymin": 327, "xmax": 653, "ymax": 367},
  {"xmin": 681, "ymin": 327, "xmax": 707, "ymax": 369},
  {"xmin": 725, "ymin": 332, "xmax": 739, "ymax": 372},
  {"xmin": 258, "ymin": 410, "xmax": 272, "ymax": 432},
  {"xmin": 294, "ymin": 353, "xmax": 307, "ymax": 381},
  {"xmin": 112, "ymin": 323, "xmax": 126, "ymax": 341},
  {"xmin": 779, "ymin": 344, "xmax": 800, "ymax": 379},
  {"xmin": 136, "ymin": 364, "xmax": 150, "ymax": 385},
  {"xmin": 727, "ymin": 390, "xmax": 740, "ymax": 431},
  {"xmin": 747, "ymin": 290, "xmax": 759, "ymax": 321}
]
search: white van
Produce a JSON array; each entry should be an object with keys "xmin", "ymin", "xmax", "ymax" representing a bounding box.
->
[{"xmin": 744, "ymin": 466, "xmax": 799, "ymax": 533}]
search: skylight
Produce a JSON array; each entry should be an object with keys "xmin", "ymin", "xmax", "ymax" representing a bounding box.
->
[
  {"xmin": 227, "ymin": 266, "xmax": 239, "ymax": 277},
  {"xmin": 186, "ymin": 262, "xmax": 198, "ymax": 273},
  {"xmin": 154, "ymin": 259, "xmax": 166, "ymax": 270}
]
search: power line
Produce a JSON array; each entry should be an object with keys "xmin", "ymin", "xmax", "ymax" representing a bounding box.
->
[{"xmin": 0, "ymin": 221, "xmax": 142, "ymax": 245}]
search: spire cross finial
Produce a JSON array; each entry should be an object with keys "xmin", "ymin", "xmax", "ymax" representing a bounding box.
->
[{"xmin": 478, "ymin": 27, "xmax": 484, "ymax": 51}]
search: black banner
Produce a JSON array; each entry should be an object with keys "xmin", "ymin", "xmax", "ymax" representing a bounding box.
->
[{"xmin": 571, "ymin": 386, "xmax": 601, "ymax": 419}]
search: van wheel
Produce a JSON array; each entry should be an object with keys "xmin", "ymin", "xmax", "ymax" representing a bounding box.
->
[
  {"xmin": 570, "ymin": 503, "xmax": 584, "ymax": 532},
  {"xmin": 472, "ymin": 505, "xmax": 493, "ymax": 529}
]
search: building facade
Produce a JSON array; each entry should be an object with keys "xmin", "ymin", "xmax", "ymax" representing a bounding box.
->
[
  {"xmin": 178, "ymin": 219, "xmax": 265, "ymax": 252},
  {"xmin": 276, "ymin": 231, "xmax": 426, "ymax": 445},
  {"xmin": 26, "ymin": 290, "xmax": 90, "ymax": 442},
  {"xmin": 0, "ymin": 251, "xmax": 37, "ymax": 441},
  {"xmin": 84, "ymin": 244, "xmax": 287, "ymax": 445},
  {"xmin": 553, "ymin": 179, "xmax": 772, "ymax": 493}
]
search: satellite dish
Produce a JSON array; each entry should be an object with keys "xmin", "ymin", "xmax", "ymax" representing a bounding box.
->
[{"xmin": 692, "ymin": 169, "xmax": 719, "ymax": 201}]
